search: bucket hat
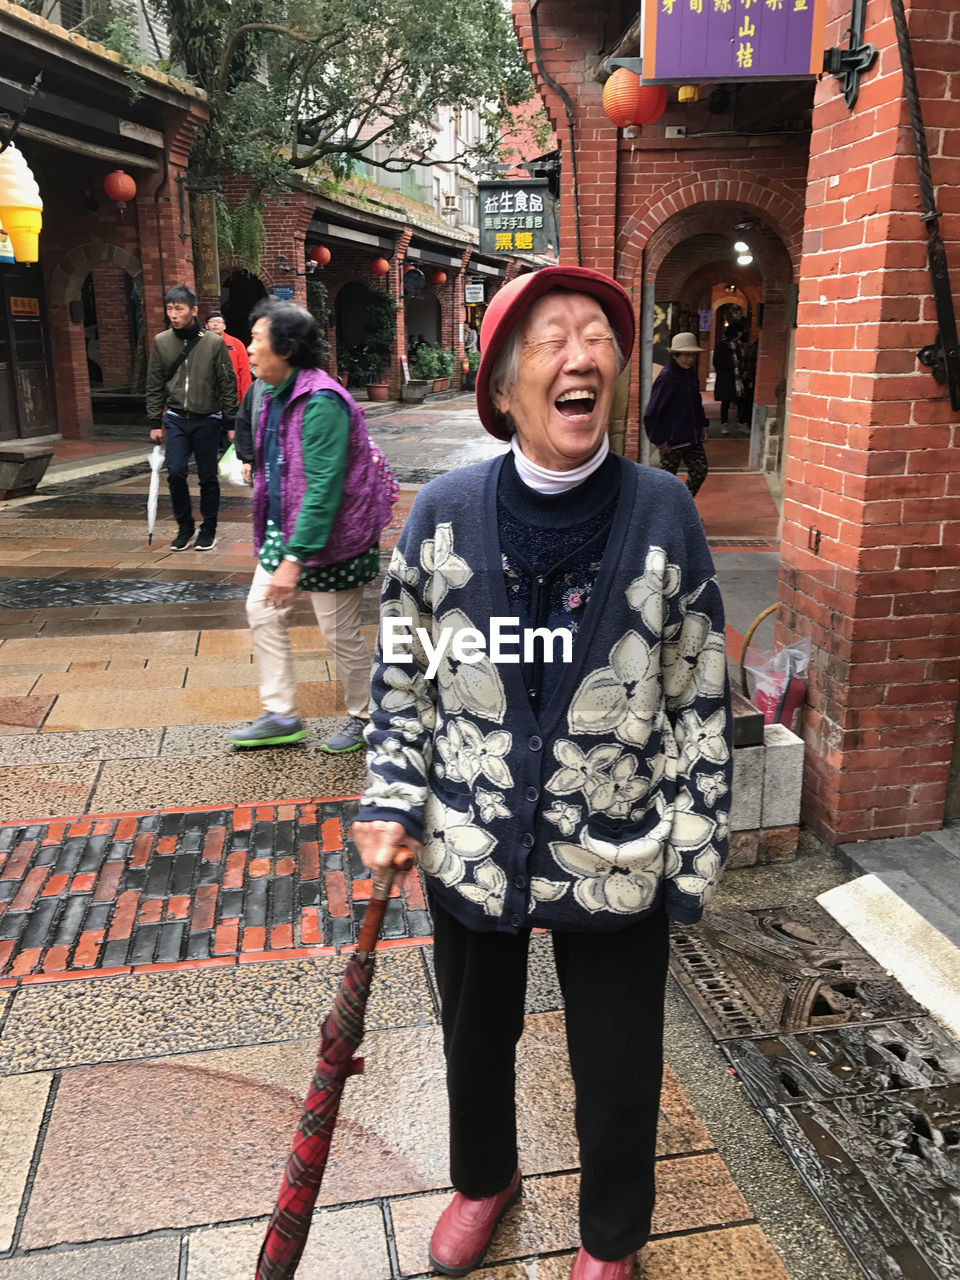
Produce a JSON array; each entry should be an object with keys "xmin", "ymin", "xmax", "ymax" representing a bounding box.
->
[
  {"xmin": 476, "ymin": 266, "xmax": 636, "ymax": 440},
  {"xmin": 668, "ymin": 332, "xmax": 702, "ymax": 353}
]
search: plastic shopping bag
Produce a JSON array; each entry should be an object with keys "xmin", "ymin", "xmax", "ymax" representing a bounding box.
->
[
  {"xmin": 744, "ymin": 638, "xmax": 810, "ymax": 735},
  {"xmin": 218, "ymin": 443, "xmax": 248, "ymax": 486}
]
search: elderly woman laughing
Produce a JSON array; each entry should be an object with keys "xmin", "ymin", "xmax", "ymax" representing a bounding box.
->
[{"xmin": 352, "ymin": 266, "xmax": 732, "ymax": 1280}]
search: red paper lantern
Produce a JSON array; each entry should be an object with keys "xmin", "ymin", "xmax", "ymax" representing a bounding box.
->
[
  {"xmin": 103, "ymin": 169, "xmax": 137, "ymax": 207},
  {"xmin": 431, "ymin": 270, "xmax": 447, "ymax": 285},
  {"xmin": 371, "ymin": 257, "xmax": 391, "ymax": 275},
  {"xmin": 309, "ymin": 244, "xmax": 331, "ymax": 266},
  {"xmin": 602, "ymin": 71, "xmax": 668, "ymax": 129}
]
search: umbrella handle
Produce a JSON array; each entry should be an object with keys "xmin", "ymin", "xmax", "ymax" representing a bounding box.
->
[{"xmin": 355, "ymin": 851, "xmax": 413, "ymax": 957}]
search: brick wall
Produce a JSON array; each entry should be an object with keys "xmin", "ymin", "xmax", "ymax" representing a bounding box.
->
[
  {"xmin": 92, "ymin": 265, "xmax": 134, "ymax": 388},
  {"xmin": 778, "ymin": 0, "xmax": 960, "ymax": 841}
]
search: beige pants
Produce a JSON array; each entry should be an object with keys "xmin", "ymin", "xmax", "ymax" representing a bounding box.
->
[{"xmin": 246, "ymin": 563, "xmax": 371, "ymax": 719}]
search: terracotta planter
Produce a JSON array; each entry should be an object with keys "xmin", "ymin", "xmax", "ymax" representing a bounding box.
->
[
  {"xmin": 366, "ymin": 382, "xmax": 389, "ymax": 402},
  {"xmin": 432, "ymin": 377, "xmax": 450, "ymax": 393},
  {"xmin": 402, "ymin": 379, "xmax": 430, "ymax": 404}
]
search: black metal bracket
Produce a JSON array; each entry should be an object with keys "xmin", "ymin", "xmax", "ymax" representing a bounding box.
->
[
  {"xmin": 0, "ymin": 72, "xmax": 43, "ymax": 154},
  {"xmin": 822, "ymin": 0, "xmax": 877, "ymax": 110}
]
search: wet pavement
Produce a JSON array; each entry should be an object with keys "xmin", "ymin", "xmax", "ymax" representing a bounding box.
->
[{"xmin": 0, "ymin": 395, "xmax": 933, "ymax": 1280}]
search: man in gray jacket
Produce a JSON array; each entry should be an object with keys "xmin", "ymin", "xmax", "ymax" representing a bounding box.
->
[{"xmin": 147, "ymin": 285, "xmax": 239, "ymax": 551}]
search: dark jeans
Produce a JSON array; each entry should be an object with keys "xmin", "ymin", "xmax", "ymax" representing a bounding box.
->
[
  {"xmin": 163, "ymin": 413, "xmax": 221, "ymax": 534},
  {"xmin": 659, "ymin": 443, "xmax": 709, "ymax": 497},
  {"xmin": 431, "ymin": 895, "xmax": 670, "ymax": 1261}
]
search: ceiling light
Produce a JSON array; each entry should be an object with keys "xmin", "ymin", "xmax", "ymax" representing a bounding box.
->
[
  {"xmin": 734, "ymin": 240, "xmax": 749, "ymax": 253},
  {"xmin": 737, "ymin": 253, "xmax": 753, "ymax": 266}
]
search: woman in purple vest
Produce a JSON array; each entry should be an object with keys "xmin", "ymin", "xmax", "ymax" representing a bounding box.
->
[{"xmin": 229, "ymin": 300, "xmax": 390, "ymax": 753}]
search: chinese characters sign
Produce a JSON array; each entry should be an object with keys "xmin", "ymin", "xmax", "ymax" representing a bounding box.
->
[
  {"xmin": 643, "ymin": 0, "xmax": 825, "ymax": 81},
  {"xmin": 478, "ymin": 181, "xmax": 555, "ymax": 256}
]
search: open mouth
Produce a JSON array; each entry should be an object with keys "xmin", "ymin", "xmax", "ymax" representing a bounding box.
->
[{"xmin": 555, "ymin": 389, "xmax": 597, "ymax": 419}]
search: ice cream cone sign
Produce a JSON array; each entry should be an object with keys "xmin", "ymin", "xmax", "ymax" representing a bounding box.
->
[{"xmin": 0, "ymin": 145, "xmax": 43, "ymax": 263}]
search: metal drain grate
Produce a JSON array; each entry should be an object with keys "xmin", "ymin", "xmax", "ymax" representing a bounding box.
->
[
  {"xmin": 722, "ymin": 1019, "xmax": 960, "ymax": 1109},
  {"xmin": 670, "ymin": 903, "xmax": 924, "ymax": 1040},
  {"xmin": 759, "ymin": 1083, "xmax": 960, "ymax": 1280}
]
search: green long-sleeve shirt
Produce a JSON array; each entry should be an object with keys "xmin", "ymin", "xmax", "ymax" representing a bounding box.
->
[
  {"xmin": 259, "ymin": 378, "xmax": 379, "ymax": 593},
  {"xmin": 263, "ymin": 379, "xmax": 348, "ymax": 561}
]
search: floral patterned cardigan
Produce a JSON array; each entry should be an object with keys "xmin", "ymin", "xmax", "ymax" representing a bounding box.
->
[{"xmin": 357, "ymin": 453, "xmax": 733, "ymax": 934}]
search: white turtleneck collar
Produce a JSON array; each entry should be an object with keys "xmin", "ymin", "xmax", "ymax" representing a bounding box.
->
[{"xmin": 510, "ymin": 434, "xmax": 609, "ymax": 495}]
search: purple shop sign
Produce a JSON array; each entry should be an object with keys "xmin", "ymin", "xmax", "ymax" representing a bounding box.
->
[{"xmin": 642, "ymin": 0, "xmax": 826, "ymax": 82}]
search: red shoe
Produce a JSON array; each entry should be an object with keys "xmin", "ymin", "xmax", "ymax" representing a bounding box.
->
[
  {"xmin": 428, "ymin": 1167, "xmax": 522, "ymax": 1276},
  {"xmin": 569, "ymin": 1245, "xmax": 635, "ymax": 1279}
]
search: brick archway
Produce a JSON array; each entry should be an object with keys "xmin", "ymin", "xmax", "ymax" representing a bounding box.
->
[
  {"xmin": 617, "ymin": 177, "xmax": 805, "ymax": 287},
  {"xmin": 48, "ymin": 240, "xmax": 143, "ymax": 305}
]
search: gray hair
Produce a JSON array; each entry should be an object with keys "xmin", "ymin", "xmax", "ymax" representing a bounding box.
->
[{"xmin": 487, "ymin": 305, "xmax": 625, "ymax": 432}]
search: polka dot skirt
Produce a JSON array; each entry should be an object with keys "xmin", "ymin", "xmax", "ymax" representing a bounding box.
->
[{"xmin": 259, "ymin": 521, "xmax": 379, "ymax": 592}]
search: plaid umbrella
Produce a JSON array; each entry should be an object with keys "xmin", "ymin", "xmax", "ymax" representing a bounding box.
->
[{"xmin": 256, "ymin": 861, "xmax": 405, "ymax": 1279}]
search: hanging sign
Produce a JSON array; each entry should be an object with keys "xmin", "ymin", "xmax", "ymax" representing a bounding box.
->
[
  {"xmin": 698, "ymin": 308, "xmax": 712, "ymax": 331},
  {"xmin": 643, "ymin": 0, "xmax": 826, "ymax": 82},
  {"xmin": 0, "ymin": 229, "xmax": 14, "ymax": 264},
  {"xmin": 478, "ymin": 180, "xmax": 555, "ymax": 256},
  {"xmin": 464, "ymin": 282, "xmax": 485, "ymax": 303},
  {"xmin": 9, "ymin": 296, "xmax": 40, "ymax": 317}
]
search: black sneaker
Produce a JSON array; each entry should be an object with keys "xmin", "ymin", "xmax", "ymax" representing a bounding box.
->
[
  {"xmin": 195, "ymin": 530, "xmax": 217, "ymax": 551},
  {"xmin": 171, "ymin": 527, "xmax": 195, "ymax": 551}
]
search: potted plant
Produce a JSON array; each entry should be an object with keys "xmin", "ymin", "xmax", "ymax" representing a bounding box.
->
[
  {"xmin": 364, "ymin": 288, "xmax": 397, "ymax": 401},
  {"xmin": 337, "ymin": 344, "xmax": 375, "ymax": 389},
  {"xmin": 403, "ymin": 342, "xmax": 437, "ymax": 402},
  {"xmin": 433, "ymin": 347, "xmax": 454, "ymax": 393}
]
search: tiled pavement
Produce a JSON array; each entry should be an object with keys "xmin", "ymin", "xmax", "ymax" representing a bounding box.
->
[
  {"xmin": 0, "ymin": 800, "xmax": 437, "ymax": 981},
  {"xmin": 0, "ymin": 401, "xmax": 869, "ymax": 1279}
]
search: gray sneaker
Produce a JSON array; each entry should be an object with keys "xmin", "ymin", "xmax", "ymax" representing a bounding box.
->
[
  {"xmin": 320, "ymin": 715, "xmax": 367, "ymax": 754},
  {"xmin": 228, "ymin": 712, "xmax": 306, "ymax": 748}
]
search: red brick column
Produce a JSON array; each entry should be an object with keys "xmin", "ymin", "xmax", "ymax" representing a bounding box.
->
[
  {"xmin": 389, "ymin": 229, "xmax": 413, "ymax": 398},
  {"xmin": 47, "ymin": 305, "xmax": 90, "ymax": 437},
  {"xmin": 778, "ymin": 0, "xmax": 960, "ymax": 842},
  {"xmin": 137, "ymin": 104, "xmax": 207, "ymax": 337}
]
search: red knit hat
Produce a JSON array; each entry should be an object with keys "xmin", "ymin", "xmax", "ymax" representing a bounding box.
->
[{"xmin": 476, "ymin": 266, "xmax": 636, "ymax": 440}]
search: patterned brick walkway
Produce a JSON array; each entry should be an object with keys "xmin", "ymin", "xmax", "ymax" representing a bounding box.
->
[{"xmin": 0, "ymin": 800, "xmax": 432, "ymax": 985}]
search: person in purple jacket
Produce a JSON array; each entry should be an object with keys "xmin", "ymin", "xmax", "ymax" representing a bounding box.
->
[
  {"xmin": 642, "ymin": 332, "xmax": 710, "ymax": 497},
  {"xmin": 228, "ymin": 300, "xmax": 390, "ymax": 753}
]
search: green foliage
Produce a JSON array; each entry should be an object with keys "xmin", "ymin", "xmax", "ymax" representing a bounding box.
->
[
  {"xmin": 103, "ymin": 9, "xmax": 147, "ymax": 65},
  {"xmin": 157, "ymin": 0, "xmax": 535, "ymax": 186},
  {"xmin": 437, "ymin": 348, "xmax": 455, "ymax": 378},
  {"xmin": 363, "ymin": 288, "xmax": 397, "ymax": 378},
  {"xmin": 466, "ymin": 349, "xmax": 480, "ymax": 372},
  {"xmin": 215, "ymin": 194, "xmax": 265, "ymax": 274},
  {"xmin": 338, "ymin": 344, "xmax": 375, "ymax": 379},
  {"xmin": 409, "ymin": 344, "xmax": 440, "ymax": 380}
]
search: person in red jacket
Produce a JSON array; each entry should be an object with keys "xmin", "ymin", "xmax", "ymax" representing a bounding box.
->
[{"xmin": 206, "ymin": 312, "xmax": 251, "ymax": 400}]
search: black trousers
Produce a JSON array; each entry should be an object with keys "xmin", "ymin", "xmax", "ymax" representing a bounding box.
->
[
  {"xmin": 431, "ymin": 897, "xmax": 670, "ymax": 1261},
  {"xmin": 659, "ymin": 443, "xmax": 709, "ymax": 497},
  {"xmin": 163, "ymin": 414, "xmax": 221, "ymax": 534}
]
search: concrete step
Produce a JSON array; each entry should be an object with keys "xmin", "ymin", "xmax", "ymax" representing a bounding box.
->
[
  {"xmin": 818, "ymin": 831, "xmax": 960, "ymax": 1039},
  {"xmin": 838, "ymin": 833, "xmax": 960, "ymax": 947}
]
